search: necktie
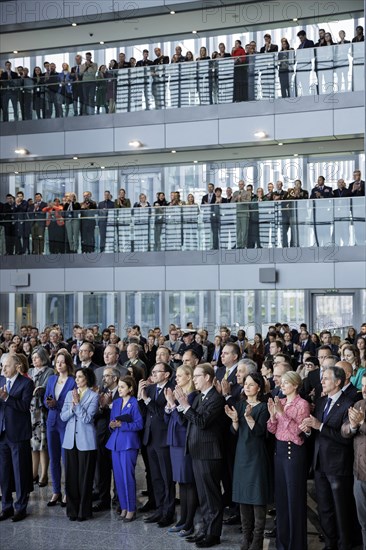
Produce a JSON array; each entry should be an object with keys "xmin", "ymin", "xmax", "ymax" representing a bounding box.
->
[
  {"xmin": 1, "ymin": 380, "xmax": 11, "ymax": 432},
  {"xmin": 224, "ymin": 368, "xmax": 230, "ymax": 380},
  {"xmin": 322, "ymin": 397, "xmax": 332, "ymax": 421},
  {"xmin": 155, "ymin": 386, "xmax": 161, "ymax": 399}
]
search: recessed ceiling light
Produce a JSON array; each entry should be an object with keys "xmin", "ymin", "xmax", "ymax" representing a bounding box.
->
[
  {"xmin": 254, "ymin": 131, "xmax": 267, "ymax": 139},
  {"xmin": 100, "ymin": 41, "xmax": 105, "ymax": 45},
  {"xmin": 14, "ymin": 171, "xmax": 19, "ymax": 174},
  {"xmin": 294, "ymin": 153, "xmax": 299, "ymax": 157},
  {"xmin": 128, "ymin": 140, "xmax": 143, "ymax": 148},
  {"xmin": 293, "ymin": 18, "xmax": 298, "ymax": 22},
  {"xmin": 171, "ymin": 150, "xmax": 177, "ymax": 154},
  {"xmin": 73, "ymin": 156, "xmax": 78, "ymax": 160},
  {"xmin": 278, "ymin": 142, "xmax": 283, "ymax": 146},
  {"xmin": 71, "ymin": 23, "xmax": 77, "ymax": 27},
  {"xmin": 13, "ymin": 50, "xmax": 18, "ymax": 54},
  {"xmin": 192, "ymin": 30, "xmax": 197, "ymax": 34},
  {"xmin": 170, "ymin": 11, "xmax": 176, "ymax": 15},
  {"xmin": 193, "ymin": 160, "xmax": 198, "ymax": 163},
  {"xmin": 14, "ymin": 148, "xmax": 29, "ymax": 155},
  {"xmin": 100, "ymin": 166, "xmax": 105, "ymax": 169}
]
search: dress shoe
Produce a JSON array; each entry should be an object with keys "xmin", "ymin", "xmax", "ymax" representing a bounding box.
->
[
  {"xmin": 140, "ymin": 490, "xmax": 149, "ymax": 497},
  {"xmin": 77, "ymin": 517, "xmax": 86, "ymax": 522},
  {"xmin": 267, "ymin": 508, "xmax": 276, "ymax": 517},
  {"xmin": 60, "ymin": 498, "xmax": 66, "ymax": 508},
  {"xmin": 178, "ymin": 528, "xmax": 194, "ymax": 537},
  {"xmin": 0, "ymin": 508, "xmax": 14, "ymax": 521},
  {"xmin": 195, "ymin": 535, "xmax": 221, "ymax": 548},
  {"xmin": 47, "ymin": 494, "xmax": 62, "ymax": 507},
  {"xmin": 185, "ymin": 533, "xmax": 205, "ymax": 543},
  {"xmin": 264, "ymin": 528, "xmax": 276, "ymax": 538},
  {"xmin": 143, "ymin": 512, "xmax": 162, "ymax": 524},
  {"xmin": 123, "ymin": 512, "xmax": 136, "ymax": 523},
  {"xmin": 158, "ymin": 516, "xmax": 174, "ymax": 527},
  {"xmin": 92, "ymin": 502, "xmax": 110, "ymax": 512},
  {"xmin": 11, "ymin": 511, "xmax": 27, "ymax": 522},
  {"xmin": 33, "ymin": 475, "xmax": 39, "ymax": 484},
  {"xmin": 138, "ymin": 500, "xmax": 155, "ymax": 513},
  {"xmin": 168, "ymin": 524, "xmax": 185, "ymax": 533},
  {"xmin": 223, "ymin": 514, "xmax": 240, "ymax": 525},
  {"xmin": 38, "ymin": 478, "xmax": 48, "ymax": 488},
  {"xmin": 69, "ymin": 516, "xmax": 77, "ymax": 521}
]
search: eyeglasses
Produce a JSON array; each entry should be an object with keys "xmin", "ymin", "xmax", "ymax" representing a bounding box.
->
[{"xmin": 151, "ymin": 370, "xmax": 165, "ymax": 375}]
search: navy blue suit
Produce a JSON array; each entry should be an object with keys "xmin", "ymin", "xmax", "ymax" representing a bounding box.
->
[
  {"xmin": 0, "ymin": 374, "xmax": 34, "ymax": 513},
  {"xmin": 139, "ymin": 381, "xmax": 175, "ymax": 520},
  {"xmin": 44, "ymin": 375, "xmax": 76, "ymax": 494},
  {"xmin": 106, "ymin": 397, "xmax": 143, "ymax": 512}
]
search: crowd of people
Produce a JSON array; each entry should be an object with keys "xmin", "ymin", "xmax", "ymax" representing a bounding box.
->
[
  {"xmin": 0, "ymin": 171, "xmax": 364, "ymax": 255},
  {"xmin": 1, "ymin": 26, "xmax": 364, "ymax": 120},
  {"xmin": 0, "ymin": 319, "xmax": 366, "ymax": 549}
]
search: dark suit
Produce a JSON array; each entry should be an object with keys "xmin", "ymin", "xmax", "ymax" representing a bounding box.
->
[
  {"xmin": 294, "ymin": 338, "xmax": 316, "ymax": 363},
  {"xmin": 27, "ymin": 201, "xmax": 47, "ymax": 254},
  {"xmin": 94, "ymin": 387, "xmax": 119, "ymax": 505},
  {"xmin": 298, "ymin": 39, "xmax": 315, "ymax": 49},
  {"xmin": 0, "ymin": 70, "xmax": 20, "ymax": 121},
  {"xmin": 313, "ymin": 392, "xmax": 357, "ymax": 550},
  {"xmin": 260, "ymin": 44, "xmax": 278, "ymax": 53},
  {"xmin": 185, "ymin": 387, "xmax": 226, "ymax": 538},
  {"xmin": 140, "ymin": 381, "xmax": 175, "ymax": 520},
  {"xmin": 348, "ymin": 179, "xmax": 365, "ymax": 197},
  {"xmin": 342, "ymin": 383, "xmax": 363, "ymax": 403},
  {"xmin": 201, "ymin": 193, "xmax": 216, "ymax": 205},
  {"xmin": 0, "ymin": 374, "xmax": 34, "ymax": 513},
  {"xmin": 97, "ymin": 199, "xmax": 115, "ymax": 252},
  {"xmin": 303, "ymin": 368, "xmax": 323, "ymax": 402},
  {"xmin": 2, "ymin": 202, "xmax": 16, "ymax": 255}
]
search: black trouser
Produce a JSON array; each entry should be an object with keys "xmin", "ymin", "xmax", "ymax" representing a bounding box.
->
[
  {"xmin": 65, "ymin": 445, "xmax": 96, "ymax": 519},
  {"xmin": 192, "ymin": 457, "xmax": 223, "ymax": 537},
  {"xmin": 147, "ymin": 443, "xmax": 175, "ymax": 518},
  {"xmin": 95, "ymin": 438, "xmax": 112, "ymax": 504}
]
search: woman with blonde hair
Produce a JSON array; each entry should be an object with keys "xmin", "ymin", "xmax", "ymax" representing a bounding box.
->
[
  {"xmin": 164, "ymin": 365, "xmax": 199, "ymax": 536},
  {"xmin": 267, "ymin": 370, "xmax": 310, "ymax": 550}
]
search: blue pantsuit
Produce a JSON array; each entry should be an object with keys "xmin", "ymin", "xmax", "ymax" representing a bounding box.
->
[{"xmin": 106, "ymin": 396, "xmax": 143, "ymax": 512}]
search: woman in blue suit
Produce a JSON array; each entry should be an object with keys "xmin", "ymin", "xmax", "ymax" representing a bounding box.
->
[
  {"xmin": 164, "ymin": 365, "xmax": 199, "ymax": 537},
  {"xmin": 106, "ymin": 375, "xmax": 143, "ymax": 522},
  {"xmin": 60, "ymin": 367, "xmax": 99, "ymax": 522},
  {"xmin": 44, "ymin": 350, "xmax": 76, "ymax": 507}
]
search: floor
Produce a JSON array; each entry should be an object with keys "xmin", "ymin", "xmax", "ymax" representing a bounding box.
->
[{"xmin": 0, "ymin": 458, "xmax": 331, "ymax": 550}]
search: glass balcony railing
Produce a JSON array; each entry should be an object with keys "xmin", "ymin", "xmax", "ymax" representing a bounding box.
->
[
  {"xmin": 0, "ymin": 197, "xmax": 364, "ymax": 256},
  {"xmin": 1, "ymin": 43, "xmax": 364, "ymax": 122}
]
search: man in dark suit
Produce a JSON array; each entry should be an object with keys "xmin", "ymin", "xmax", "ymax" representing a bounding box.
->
[
  {"xmin": 310, "ymin": 176, "xmax": 333, "ymax": 199},
  {"xmin": 92, "ymin": 366, "xmax": 120, "ymax": 512},
  {"xmin": 94, "ymin": 345, "xmax": 128, "ymax": 387},
  {"xmin": 349, "ymin": 169, "xmax": 365, "ymax": 196},
  {"xmin": 176, "ymin": 363, "xmax": 225, "ymax": 548},
  {"xmin": 138, "ymin": 362, "xmax": 175, "ymax": 527},
  {"xmin": 0, "ymin": 354, "xmax": 34, "ymax": 522},
  {"xmin": 2, "ymin": 194, "xmax": 16, "ymax": 255},
  {"xmin": 78, "ymin": 342, "xmax": 99, "ymax": 371},
  {"xmin": 333, "ymin": 178, "xmax": 350, "ymax": 198},
  {"xmin": 294, "ymin": 329, "xmax": 317, "ymax": 364},
  {"xmin": 337, "ymin": 360, "xmax": 363, "ymax": 403},
  {"xmin": 303, "ymin": 345, "xmax": 334, "ymax": 402},
  {"xmin": 97, "ymin": 190, "xmax": 115, "ymax": 252},
  {"xmin": 201, "ymin": 183, "xmax": 216, "ymax": 205},
  {"xmin": 27, "ymin": 192, "xmax": 47, "ymax": 254},
  {"xmin": 300, "ymin": 366, "xmax": 357, "ymax": 550},
  {"xmin": 123, "ymin": 343, "xmax": 147, "ymax": 378},
  {"xmin": 71, "ymin": 54, "xmax": 84, "ymax": 116},
  {"xmin": 1, "ymin": 61, "xmax": 20, "ymax": 121},
  {"xmin": 297, "ymin": 30, "xmax": 315, "ymax": 49}
]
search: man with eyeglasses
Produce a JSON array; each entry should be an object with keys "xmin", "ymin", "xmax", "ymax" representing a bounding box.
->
[
  {"xmin": 175, "ymin": 363, "xmax": 225, "ymax": 548},
  {"xmin": 93, "ymin": 366, "xmax": 120, "ymax": 513},
  {"xmin": 94, "ymin": 345, "xmax": 128, "ymax": 387},
  {"xmin": 138, "ymin": 362, "xmax": 175, "ymax": 527}
]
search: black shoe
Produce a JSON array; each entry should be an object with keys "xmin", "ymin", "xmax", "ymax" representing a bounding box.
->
[
  {"xmin": 92, "ymin": 502, "xmax": 111, "ymax": 512},
  {"xmin": 267, "ymin": 508, "xmax": 276, "ymax": 517},
  {"xmin": 186, "ymin": 533, "xmax": 205, "ymax": 543},
  {"xmin": 140, "ymin": 490, "xmax": 149, "ymax": 497},
  {"xmin": 157, "ymin": 516, "xmax": 174, "ymax": 527},
  {"xmin": 223, "ymin": 514, "xmax": 240, "ymax": 525},
  {"xmin": 33, "ymin": 476, "xmax": 39, "ymax": 484},
  {"xmin": 264, "ymin": 528, "xmax": 276, "ymax": 538},
  {"xmin": 38, "ymin": 478, "xmax": 48, "ymax": 488},
  {"xmin": 69, "ymin": 517, "xmax": 77, "ymax": 521},
  {"xmin": 196, "ymin": 535, "xmax": 221, "ymax": 548},
  {"xmin": 0, "ymin": 508, "xmax": 14, "ymax": 521},
  {"xmin": 11, "ymin": 511, "xmax": 27, "ymax": 522},
  {"xmin": 144, "ymin": 512, "xmax": 162, "ymax": 524},
  {"xmin": 138, "ymin": 500, "xmax": 155, "ymax": 513},
  {"xmin": 123, "ymin": 512, "xmax": 136, "ymax": 523},
  {"xmin": 47, "ymin": 494, "xmax": 62, "ymax": 507},
  {"xmin": 77, "ymin": 517, "xmax": 86, "ymax": 522}
]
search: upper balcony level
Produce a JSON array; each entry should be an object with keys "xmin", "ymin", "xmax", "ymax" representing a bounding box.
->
[{"xmin": 1, "ymin": 44, "xmax": 364, "ymax": 166}]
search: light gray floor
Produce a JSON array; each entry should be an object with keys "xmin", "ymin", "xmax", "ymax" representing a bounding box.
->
[{"xmin": 0, "ymin": 457, "xmax": 327, "ymax": 550}]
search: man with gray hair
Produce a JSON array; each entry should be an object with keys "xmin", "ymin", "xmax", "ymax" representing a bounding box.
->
[{"xmin": 95, "ymin": 345, "xmax": 128, "ymax": 387}]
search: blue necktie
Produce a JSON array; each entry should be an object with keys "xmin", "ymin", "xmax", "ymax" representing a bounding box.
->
[
  {"xmin": 155, "ymin": 386, "xmax": 161, "ymax": 399},
  {"xmin": 322, "ymin": 397, "xmax": 332, "ymax": 422}
]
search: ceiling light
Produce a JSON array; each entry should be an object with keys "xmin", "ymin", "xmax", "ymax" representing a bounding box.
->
[
  {"xmin": 171, "ymin": 150, "xmax": 177, "ymax": 154},
  {"xmin": 14, "ymin": 171, "xmax": 19, "ymax": 174},
  {"xmin": 254, "ymin": 131, "xmax": 267, "ymax": 139},
  {"xmin": 278, "ymin": 142, "xmax": 283, "ymax": 146},
  {"xmin": 14, "ymin": 148, "xmax": 29, "ymax": 155},
  {"xmin": 71, "ymin": 23, "xmax": 77, "ymax": 27},
  {"xmin": 128, "ymin": 140, "xmax": 143, "ymax": 148},
  {"xmin": 100, "ymin": 166, "xmax": 105, "ymax": 169},
  {"xmin": 13, "ymin": 50, "xmax": 18, "ymax": 54},
  {"xmin": 293, "ymin": 18, "xmax": 298, "ymax": 22},
  {"xmin": 73, "ymin": 156, "xmax": 78, "ymax": 160},
  {"xmin": 170, "ymin": 11, "xmax": 176, "ymax": 15},
  {"xmin": 100, "ymin": 41, "xmax": 105, "ymax": 45},
  {"xmin": 294, "ymin": 153, "xmax": 299, "ymax": 157},
  {"xmin": 193, "ymin": 160, "xmax": 198, "ymax": 163},
  {"xmin": 192, "ymin": 30, "xmax": 197, "ymax": 34}
]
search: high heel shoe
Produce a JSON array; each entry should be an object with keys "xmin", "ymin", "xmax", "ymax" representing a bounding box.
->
[
  {"xmin": 47, "ymin": 494, "xmax": 62, "ymax": 507},
  {"xmin": 123, "ymin": 512, "xmax": 136, "ymax": 523},
  {"xmin": 33, "ymin": 475, "xmax": 39, "ymax": 484},
  {"xmin": 38, "ymin": 477, "xmax": 48, "ymax": 488},
  {"xmin": 60, "ymin": 497, "xmax": 67, "ymax": 508}
]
